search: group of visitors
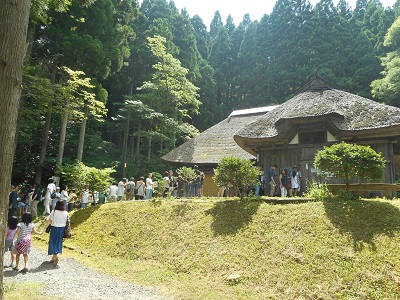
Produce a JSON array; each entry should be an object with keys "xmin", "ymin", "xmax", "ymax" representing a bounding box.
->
[
  {"xmin": 42, "ymin": 178, "xmax": 84, "ymax": 216},
  {"xmin": 5, "ymin": 200, "xmax": 68, "ymax": 274},
  {"xmin": 106, "ymin": 174, "xmax": 150, "ymax": 201},
  {"xmin": 266, "ymin": 164, "xmax": 303, "ymax": 197},
  {"xmin": 110, "ymin": 166, "xmax": 205, "ymax": 201},
  {"xmin": 6, "ymin": 179, "xmax": 72, "ymax": 273},
  {"xmin": 162, "ymin": 168, "xmax": 205, "ymax": 198}
]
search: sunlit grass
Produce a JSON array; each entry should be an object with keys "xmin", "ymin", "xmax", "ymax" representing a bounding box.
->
[
  {"xmin": 10, "ymin": 197, "xmax": 400, "ymax": 299},
  {"xmin": 4, "ymin": 282, "xmax": 61, "ymax": 300}
]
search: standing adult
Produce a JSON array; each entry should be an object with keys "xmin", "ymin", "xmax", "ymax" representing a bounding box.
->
[
  {"xmin": 8, "ymin": 185, "xmax": 18, "ymax": 219},
  {"xmin": 44, "ymin": 200, "xmax": 68, "ymax": 267},
  {"xmin": 68, "ymin": 189, "xmax": 77, "ymax": 211},
  {"xmin": 135, "ymin": 177, "xmax": 146, "ymax": 200},
  {"xmin": 92, "ymin": 190, "xmax": 99, "ymax": 205},
  {"xmin": 80, "ymin": 185, "xmax": 90, "ymax": 208},
  {"xmin": 193, "ymin": 165, "xmax": 202, "ymax": 197},
  {"xmin": 172, "ymin": 177, "xmax": 179, "ymax": 197},
  {"xmin": 145, "ymin": 173, "xmax": 154, "ymax": 200},
  {"xmin": 60, "ymin": 185, "xmax": 69, "ymax": 211},
  {"xmin": 291, "ymin": 168, "xmax": 300, "ymax": 197},
  {"xmin": 279, "ymin": 169, "xmax": 288, "ymax": 197},
  {"xmin": 43, "ymin": 178, "xmax": 56, "ymax": 216},
  {"xmin": 268, "ymin": 164, "xmax": 278, "ymax": 197},
  {"xmin": 199, "ymin": 172, "xmax": 205, "ymax": 197},
  {"xmin": 107, "ymin": 182, "xmax": 118, "ymax": 202},
  {"xmin": 125, "ymin": 177, "xmax": 135, "ymax": 201},
  {"xmin": 254, "ymin": 165, "xmax": 264, "ymax": 197},
  {"xmin": 98, "ymin": 191, "xmax": 106, "ymax": 204},
  {"xmin": 25, "ymin": 185, "xmax": 34, "ymax": 213},
  {"xmin": 162, "ymin": 171, "xmax": 171, "ymax": 198},
  {"xmin": 292, "ymin": 165, "xmax": 303, "ymax": 196},
  {"xmin": 30, "ymin": 183, "xmax": 42, "ymax": 219},
  {"xmin": 168, "ymin": 170, "xmax": 174, "ymax": 191},
  {"xmin": 117, "ymin": 178, "xmax": 126, "ymax": 201},
  {"xmin": 185, "ymin": 177, "xmax": 191, "ymax": 198},
  {"xmin": 51, "ymin": 187, "xmax": 61, "ymax": 211}
]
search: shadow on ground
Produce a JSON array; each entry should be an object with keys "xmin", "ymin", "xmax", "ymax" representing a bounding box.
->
[
  {"xmin": 323, "ymin": 199, "xmax": 400, "ymax": 251},
  {"xmin": 3, "ymin": 261, "xmax": 55, "ymax": 277},
  {"xmin": 204, "ymin": 199, "xmax": 261, "ymax": 236}
]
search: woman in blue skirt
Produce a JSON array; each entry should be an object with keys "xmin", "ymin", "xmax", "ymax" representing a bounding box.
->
[{"xmin": 44, "ymin": 200, "xmax": 68, "ymax": 267}]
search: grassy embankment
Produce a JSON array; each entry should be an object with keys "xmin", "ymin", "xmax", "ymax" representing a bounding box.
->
[{"xmin": 6, "ymin": 197, "xmax": 400, "ymax": 299}]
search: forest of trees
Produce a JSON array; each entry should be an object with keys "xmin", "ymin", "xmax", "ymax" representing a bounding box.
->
[{"xmin": 11, "ymin": 0, "xmax": 400, "ymax": 184}]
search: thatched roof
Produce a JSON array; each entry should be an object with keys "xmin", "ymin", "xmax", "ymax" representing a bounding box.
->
[
  {"xmin": 162, "ymin": 106, "xmax": 278, "ymax": 166},
  {"xmin": 234, "ymin": 76, "xmax": 400, "ymax": 155}
]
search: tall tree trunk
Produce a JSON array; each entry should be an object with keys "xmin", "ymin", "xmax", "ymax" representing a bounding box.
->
[
  {"xmin": 14, "ymin": 23, "xmax": 37, "ymax": 159},
  {"xmin": 56, "ymin": 102, "xmax": 69, "ymax": 169},
  {"xmin": 34, "ymin": 64, "xmax": 57, "ymax": 184},
  {"xmin": 135, "ymin": 120, "xmax": 141, "ymax": 157},
  {"xmin": 0, "ymin": 0, "xmax": 32, "ymax": 297},
  {"xmin": 160, "ymin": 128, "xmax": 164, "ymax": 153},
  {"xmin": 76, "ymin": 104, "xmax": 89, "ymax": 162},
  {"xmin": 121, "ymin": 111, "xmax": 130, "ymax": 178},
  {"xmin": 147, "ymin": 136, "xmax": 152, "ymax": 161},
  {"xmin": 34, "ymin": 102, "xmax": 53, "ymax": 183}
]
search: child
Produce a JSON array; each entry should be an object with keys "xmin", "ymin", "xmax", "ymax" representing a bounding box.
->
[
  {"xmin": 12, "ymin": 212, "xmax": 43, "ymax": 273},
  {"xmin": 5, "ymin": 216, "xmax": 18, "ymax": 268}
]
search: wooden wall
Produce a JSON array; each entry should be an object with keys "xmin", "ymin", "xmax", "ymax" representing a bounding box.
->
[{"xmin": 258, "ymin": 141, "xmax": 396, "ymax": 187}]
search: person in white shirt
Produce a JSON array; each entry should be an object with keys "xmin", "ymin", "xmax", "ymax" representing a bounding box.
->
[
  {"xmin": 117, "ymin": 178, "xmax": 126, "ymax": 201},
  {"xmin": 80, "ymin": 185, "xmax": 90, "ymax": 208},
  {"xmin": 146, "ymin": 173, "xmax": 154, "ymax": 200},
  {"xmin": 60, "ymin": 185, "xmax": 69, "ymax": 211},
  {"xmin": 44, "ymin": 200, "xmax": 68, "ymax": 267},
  {"xmin": 107, "ymin": 182, "xmax": 118, "ymax": 202},
  {"xmin": 43, "ymin": 178, "xmax": 56, "ymax": 216}
]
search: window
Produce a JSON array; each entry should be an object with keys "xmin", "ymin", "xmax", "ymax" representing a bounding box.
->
[{"xmin": 299, "ymin": 131, "xmax": 325, "ymax": 144}]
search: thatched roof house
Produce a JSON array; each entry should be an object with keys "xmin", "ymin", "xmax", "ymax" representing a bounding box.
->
[
  {"xmin": 162, "ymin": 106, "xmax": 278, "ymax": 196},
  {"xmin": 163, "ymin": 76, "xmax": 400, "ymax": 196},
  {"xmin": 162, "ymin": 106, "xmax": 278, "ymax": 170},
  {"xmin": 235, "ymin": 76, "xmax": 400, "ymax": 185}
]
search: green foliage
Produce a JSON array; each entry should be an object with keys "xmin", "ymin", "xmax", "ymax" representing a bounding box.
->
[
  {"xmin": 176, "ymin": 166, "xmax": 197, "ymax": 181},
  {"xmin": 304, "ymin": 180, "xmax": 333, "ymax": 201},
  {"xmin": 56, "ymin": 199, "xmax": 400, "ymax": 299},
  {"xmin": 60, "ymin": 67, "xmax": 107, "ymax": 122},
  {"xmin": 213, "ymin": 157, "xmax": 260, "ymax": 200},
  {"xmin": 336, "ymin": 190, "xmax": 362, "ymax": 201},
  {"xmin": 12, "ymin": 0, "xmax": 400, "ymax": 187},
  {"xmin": 151, "ymin": 171, "xmax": 163, "ymax": 197},
  {"xmin": 314, "ymin": 142, "xmax": 386, "ymax": 190},
  {"xmin": 60, "ymin": 162, "xmax": 115, "ymax": 192},
  {"xmin": 140, "ymin": 35, "xmax": 200, "ymax": 119},
  {"xmin": 371, "ymin": 17, "xmax": 400, "ymax": 107}
]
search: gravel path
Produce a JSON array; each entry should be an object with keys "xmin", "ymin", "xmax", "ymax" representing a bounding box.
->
[{"xmin": 4, "ymin": 246, "xmax": 170, "ymax": 300}]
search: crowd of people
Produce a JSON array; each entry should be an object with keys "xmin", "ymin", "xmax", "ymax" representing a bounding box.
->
[
  {"xmin": 7, "ymin": 165, "xmax": 206, "ymax": 225},
  {"xmin": 255, "ymin": 164, "xmax": 303, "ymax": 197},
  {"xmin": 5, "ymin": 163, "xmax": 300, "ymax": 273}
]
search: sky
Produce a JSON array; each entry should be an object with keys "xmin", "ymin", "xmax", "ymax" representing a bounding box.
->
[{"xmin": 169, "ymin": 0, "xmax": 397, "ymax": 28}]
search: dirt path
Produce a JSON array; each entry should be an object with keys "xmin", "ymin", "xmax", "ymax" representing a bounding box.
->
[{"xmin": 4, "ymin": 246, "xmax": 170, "ymax": 300}]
